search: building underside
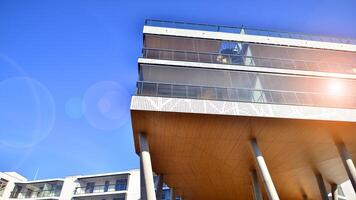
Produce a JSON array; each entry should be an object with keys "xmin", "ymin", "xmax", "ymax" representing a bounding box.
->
[{"xmin": 132, "ymin": 109, "xmax": 356, "ymax": 199}]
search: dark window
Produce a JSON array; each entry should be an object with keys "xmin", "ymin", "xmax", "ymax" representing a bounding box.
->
[
  {"xmin": 0, "ymin": 178, "xmax": 8, "ymax": 197},
  {"xmin": 85, "ymin": 182, "xmax": 95, "ymax": 193},
  {"xmin": 115, "ymin": 179, "xmax": 127, "ymax": 191},
  {"xmin": 25, "ymin": 189, "xmax": 33, "ymax": 198},
  {"xmin": 104, "ymin": 181, "xmax": 110, "ymax": 192},
  {"xmin": 11, "ymin": 185, "xmax": 22, "ymax": 198}
]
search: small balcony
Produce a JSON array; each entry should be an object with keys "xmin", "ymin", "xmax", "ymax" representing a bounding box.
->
[
  {"xmin": 9, "ymin": 181, "xmax": 63, "ymax": 199},
  {"xmin": 74, "ymin": 183, "xmax": 127, "ymax": 195},
  {"xmin": 136, "ymin": 81, "xmax": 356, "ymax": 109},
  {"xmin": 72, "ymin": 173, "xmax": 129, "ymax": 198},
  {"xmin": 10, "ymin": 189, "xmax": 61, "ymax": 199},
  {"xmin": 142, "ymin": 48, "xmax": 356, "ymax": 74}
]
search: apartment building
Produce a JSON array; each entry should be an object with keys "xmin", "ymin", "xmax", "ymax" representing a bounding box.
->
[
  {"xmin": 0, "ymin": 170, "xmax": 140, "ymax": 200},
  {"xmin": 131, "ymin": 19, "xmax": 356, "ymax": 199}
]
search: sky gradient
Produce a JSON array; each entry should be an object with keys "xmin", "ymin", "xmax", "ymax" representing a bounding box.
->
[{"xmin": 1, "ymin": 0, "xmax": 356, "ymax": 180}]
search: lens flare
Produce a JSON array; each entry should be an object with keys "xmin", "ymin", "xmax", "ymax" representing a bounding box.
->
[
  {"xmin": 83, "ymin": 81, "xmax": 130, "ymax": 131},
  {"xmin": 327, "ymin": 80, "xmax": 344, "ymax": 96}
]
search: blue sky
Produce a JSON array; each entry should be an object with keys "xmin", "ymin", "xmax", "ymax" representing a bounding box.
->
[{"xmin": 1, "ymin": 0, "xmax": 356, "ymax": 180}]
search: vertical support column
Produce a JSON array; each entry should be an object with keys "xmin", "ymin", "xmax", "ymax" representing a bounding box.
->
[
  {"xmin": 155, "ymin": 174, "xmax": 164, "ymax": 200},
  {"xmin": 250, "ymin": 139, "xmax": 280, "ymax": 200},
  {"xmin": 250, "ymin": 170, "xmax": 263, "ymax": 200},
  {"xmin": 170, "ymin": 187, "xmax": 176, "ymax": 200},
  {"xmin": 140, "ymin": 157, "xmax": 147, "ymax": 200},
  {"xmin": 315, "ymin": 173, "xmax": 328, "ymax": 200},
  {"xmin": 337, "ymin": 142, "xmax": 356, "ymax": 192},
  {"xmin": 331, "ymin": 183, "xmax": 338, "ymax": 200},
  {"xmin": 139, "ymin": 133, "xmax": 156, "ymax": 200}
]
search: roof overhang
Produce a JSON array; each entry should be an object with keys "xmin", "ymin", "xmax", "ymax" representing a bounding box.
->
[{"xmin": 130, "ymin": 96, "xmax": 356, "ymax": 199}]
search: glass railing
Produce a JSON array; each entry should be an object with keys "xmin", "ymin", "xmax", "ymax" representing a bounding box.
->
[
  {"xmin": 10, "ymin": 189, "xmax": 61, "ymax": 199},
  {"xmin": 142, "ymin": 48, "xmax": 356, "ymax": 74},
  {"xmin": 74, "ymin": 184, "xmax": 127, "ymax": 195},
  {"xmin": 145, "ymin": 19, "xmax": 356, "ymax": 45},
  {"xmin": 136, "ymin": 81, "xmax": 356, "ymax": 109}
]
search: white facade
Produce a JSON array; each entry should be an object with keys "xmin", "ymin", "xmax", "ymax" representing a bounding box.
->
[{"xmin": 0, "ymin": 170, "xmax": 140, "ymax": 200}]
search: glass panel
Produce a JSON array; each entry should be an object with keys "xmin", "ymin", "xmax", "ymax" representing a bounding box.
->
[
  {"xmin": 216, "ymin": 88, "xmax": 229, "ymax": 100},
  {"xmin": 202, "ymin": 87, "xmax": 216, "ymax": 100},
  {"xmin": 158, "ymin": 84, "xmax": 172, "ymax": 97},
  {"xmin": 142, "ymin": 83, "xmax": 157, "ymax": 96},
  {"xmin": 237, "ymin": 89, "xmax": 252, "ymax": 102},
  {"xmin": 270, "ymin": 91, "xmax": 285, "ymax": 104},
  {"xmin": 283, "ymin": 92, "xmax": 299, "ymax": 105},
  {"xmin": 172, "ymin": 85, "xmax": 187, "ymax": 98},
  {"xmin": 227, "ymin": 88, "xmax": 238, "ymax": 101},
  {"xmin": 187, "ymin": 86, "xmax": 201, "ymax": 99}
]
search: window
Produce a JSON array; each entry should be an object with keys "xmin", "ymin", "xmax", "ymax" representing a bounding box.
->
[
  {"xmin": 115, "ymin": 179, "xmax": 127, "ymax": 191},
  {"xmin": 104, "ymin": 181, "xmax": 110, "ymax": 192},
  {"xmin": 11, "ymin": 185, "xmax": 22, "ymax": 198},
  {"xmin": 85, "ymin": 182, "xmax": 95, "ymax": 193},
  {"xmin": 0, "ymin": 178, "xmax": 8, "ymax": 197},
  {"xmin": 25, "ymin": 189, "xmax": 33, "ymax": 198}
]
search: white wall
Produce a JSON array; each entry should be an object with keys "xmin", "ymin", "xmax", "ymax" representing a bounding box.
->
[{"xmin": 126, "ymin": 169, "xmax": 140, "ymax": 200}]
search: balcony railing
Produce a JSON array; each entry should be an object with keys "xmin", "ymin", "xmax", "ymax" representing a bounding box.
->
[
  {"xmin": 145, "ymin": 19, "xmax": 356, "ymax": 45},
  {"xmin": 74, "ymin": 184, "xmax": 127, "ymax": 195},
  {"xmin": 142, "ymin": 48, "xmax": 356, "ymax": 74},
  {"xmin": 136, "ymin": 81, "xmax": 356, "ymax": 109},
  {"xmin": 10, "ymin": 189, "xmax": 61, "ymax": 199}
]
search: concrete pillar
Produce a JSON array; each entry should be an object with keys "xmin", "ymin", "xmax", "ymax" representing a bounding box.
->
[
  {"xmin": 140, "ymin": 157, "xmax": 147, "ymax": 200},
  {"xmin": 331, "ymin": 183, "xmax": 338, "ymax": 200},
  {"xmin": 170, "ymin": 187, "xmax": 176, "ymax": 200},
  {"xmin": 250, "ymin": 139, "xmax": 280, "ymax": 200},
  {"xmin": 315, "ymin": 173, "xmax": 328, "ymax": 200},
  {"xmin": 337, "ymin": 142, "xmax": 356, "ymax": 192},
  {"xmin": 139, "ymin": 133, "xmax": 156, "ymax": 200},
  {"xmin": 250, "ymin": 170, "xmax": 263, "ymax": 200},
  {"xmin": 155, "ymin": 174, "xmax": 164, "ymax": 200}
]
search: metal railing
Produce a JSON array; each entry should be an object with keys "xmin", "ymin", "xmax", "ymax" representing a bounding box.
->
[
  {"xmin": 10, "ymin": 189, "xmax": 61, "ymax": 199},
  {"xmin": 145, "ymin": 19, "xmax": 356, "ymax": 45},
  {"xmin": 74, "ymin": 184, "xmax": 127, "ymax": 195},
  {"xmin": 142, "ymin": 48, "xmax": 356, "ymax": 74},
  {"xmin": 136, "ymin": 81, "xmax": 356, "ymax": 109}
]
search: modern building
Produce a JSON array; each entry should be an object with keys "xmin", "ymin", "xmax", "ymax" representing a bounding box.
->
[
  {"xmin": 0, "ymin": 170, "xmax": 141, "ymax": 200},
  {"xmin": 131, "ymin": 19, "xmax": 356, "ymax": 199},
  {"xmin": 0, "ymin": 172, "xmax": 27, "ymax": 199}
]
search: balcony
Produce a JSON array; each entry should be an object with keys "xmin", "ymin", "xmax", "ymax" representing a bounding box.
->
[
  {"xmin": 145, "ymin": 19, "xmax": 356, "ymax": 45},
  {"xmin": 10, "ymin": 189, "xmax": 61, "ymax": 199},
  {"xmin": 142, "ymin": 48, "xmax": 356, "ymax": 74},
  {"xmin": 74, "ymin": 183, "xmax": 127, "ymax": 195},
  {"xmin": 136, "ymin": 81, "xmax": 356, "ymax": 109}
]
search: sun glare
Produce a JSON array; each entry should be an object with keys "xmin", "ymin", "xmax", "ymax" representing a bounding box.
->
[{"xmin": 327, "ymin": 80, "xmax": 344, "ymax": 96}]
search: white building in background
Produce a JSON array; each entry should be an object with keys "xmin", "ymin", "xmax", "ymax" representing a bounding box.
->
[
  {"xmin": 0, "ymin": 169, "xmax": 141, "ymax": 200},
  {"xmin": 0, "ymin": 172, "xmax": 27, "ymax": 199}
]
